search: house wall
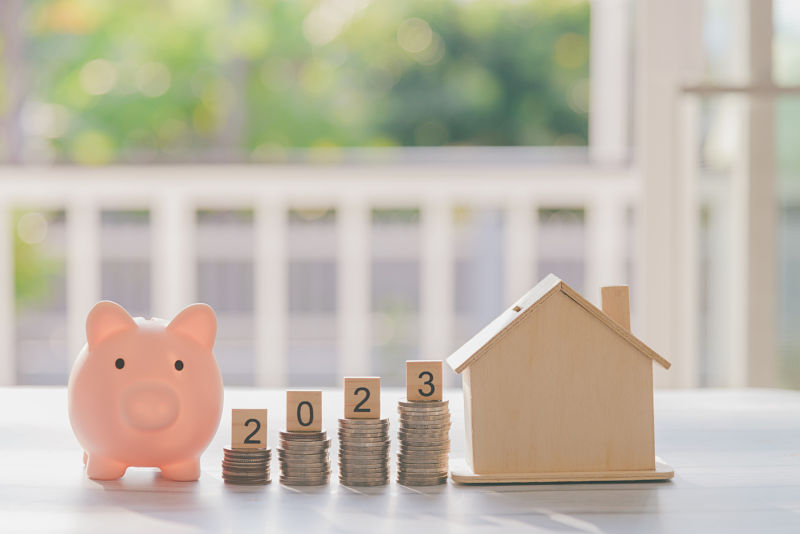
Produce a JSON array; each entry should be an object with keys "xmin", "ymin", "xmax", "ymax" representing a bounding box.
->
[
  {"xmin": 462, "ymin": 366, "xmax": 475, "ymax": 469},
  {"xmin": 467, "ymin": 290, "xmax": 655, "ymax": 474}
]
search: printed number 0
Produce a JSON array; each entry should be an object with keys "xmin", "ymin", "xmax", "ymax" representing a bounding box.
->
[
  {"xmin": 243, "ymin": 418, "xmax": 261, "ymax": 444},
  {"xmin": 418, "ymin": 371, "xmax": 435, "ymax": 397},
  {"xmin": 353, "ymin": 387, "xmax": 371, "ymax": 412},
  {"xmin": 297, "ymin": 401, "xmax": 314, "ymax": 427}
]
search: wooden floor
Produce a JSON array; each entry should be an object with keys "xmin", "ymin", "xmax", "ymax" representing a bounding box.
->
[{"xmin": 1, "ymin": 387, "xmax": 799, "ymax": 533}]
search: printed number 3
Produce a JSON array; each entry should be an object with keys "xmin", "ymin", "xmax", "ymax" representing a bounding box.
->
[
  {"xmin": 418, "ymin": 371, "xmax": 435, "ymax": 397},
  {"xmin": 243, "ymin": 418, "xmax": 261, "ymax": 444},
  {"xmin": 353, "ymin": 387, "xmax": 371, "ymax": 412}
]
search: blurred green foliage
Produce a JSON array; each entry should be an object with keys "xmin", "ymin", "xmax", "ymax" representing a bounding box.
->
[
  {"xmin": 21, "ymin": 0, "xmax": 589, "ymax": 163},
  {"xmin": 12, "ymin": 210, "xmax": 63, "ymax": 311}
]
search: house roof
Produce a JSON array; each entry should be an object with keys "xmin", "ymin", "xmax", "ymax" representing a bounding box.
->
[{"xmin": 446, "ymin": 274, "xmax": 672, "ymax": 374}]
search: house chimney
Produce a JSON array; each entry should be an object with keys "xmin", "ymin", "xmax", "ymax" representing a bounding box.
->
[{"xmin": 601, "ymin": 286, "xmax": 630, "ymax": 331}]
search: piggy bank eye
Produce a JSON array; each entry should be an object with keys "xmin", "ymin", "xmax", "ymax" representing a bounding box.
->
[
  {"xmin": 174, "ymin": 360, "xmax": 184, "ymax": 371},
  {"xmin": 115, "ymin": 358, "xmax": 125, "ymax": 369}
]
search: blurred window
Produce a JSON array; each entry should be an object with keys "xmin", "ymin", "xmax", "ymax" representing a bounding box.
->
[{"xmin": 2, "ymin": 0, "xmax": 590, "ymax": 163}]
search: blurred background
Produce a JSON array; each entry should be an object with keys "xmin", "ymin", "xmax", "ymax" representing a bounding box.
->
[{"xmin": 0, "ymin": 0, "xmax": 797, "ymax": 390}]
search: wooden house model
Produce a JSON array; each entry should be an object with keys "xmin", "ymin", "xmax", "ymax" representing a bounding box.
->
[{"xmin": 447, "ymin": 274, "xmax": 674, "ymax": 483}]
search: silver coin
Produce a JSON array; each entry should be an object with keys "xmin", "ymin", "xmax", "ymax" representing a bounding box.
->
[
  {"xmin": 397, "ymin": 408, "xmax": 449, "ymax": 415},
  {"xmin": 398, "ymin": 443, "xmax": 450, "ymax": 449},
  {"xmin": 337, "ymin": 430, "xmax": 389, "ymax": 438},
  {"xmin": 397, "ymin": 449, "xmax": 449, "ymax": 457},
  {"xmin": 398, "ymin": 428, "xmax": 450, "ymax": 436},
  {"xmin": 339, "ymin": 474, "xmax": 389, "ymax": 482},
  {"xmin": 339, "ymin": 479, "xmax": 389, "ymax": 485},
  {"xmin": 223, "ymin": 479, "xmax": 271, "ymax": 485},
  {"xmin": 339, "ymin": 481, "xmax": 388, "ymax": 487},
  {"xmin": 280, "ymin": 437, "xmax": 330, "ymax": 445},
  {"xmin": 338, "ymin": 418, "xmax": 389, "ymax": 425},
  {"xmin": 223, "ymin": 455, "xmax": 271, "ymax": 462},
  {"xmin": 222, "ymin": 461, "xmax": 270, "ymax": 468},
  {"xmin": 279, "ymin": 440, "xmax": 331, "ymax": 448},
  {"xmin": 339, "ymin": 474, "xmax": 389, "ymax": 481},
  {"xmin": 224, "ymin": 450, "xmax": 272, "ymax": 456},
  {"xmin": 338, "ymin": 452, "xmax": 390, "ymax": 460},
  {"xmin": 224, "ymin": 447, "xmax": 271, "ymax": 454},
  {"xmin": 338, "ymin": 438, "xmax": 388, "ymax": 444},
  {"xmin": 338, "ymin": 450, "xmax": 390, "ymax": 457},
  {"xmin": 399, "ymin": 436, "xmax": 450, "ymax": 442},
  {"xmin": 222, "ymin": 475, "xmax": 269, "ymax": 482},
  {"xmin": 280, "ymin": 479, "xmax": 329, "ymax": 486},
  {"xmin": 278, "ymin": 459, "xmax": 328, "ymax": 466},
  {"xmin": 397, "ymin": 458, "xmax": 449, "ymax": 466},
  {"xmin": 397, "ymin": 447, "xmax": 449, "ymax": 454},
  {"xmin": 277, "ymin": 449, "xmax": 330, "ymax": 456},
  {"xmin": 339, "ymin": 466, "xmax": 389, "ymax": 472},
  {"xmin": 399, "ymin": 412, "xmax": 451, "ymax": 420},
  {"xmin": 338, "ymin": 440, "xmax": 391, "ymax": 448},
  {"xmin": 397, "ymin": 458, "xmax": 448, "ymax": 465},
  {"xmin": 338, "ymin": 440, "xmax": 391, "ymax": 447},
  {"xmin": 397, "ymin": 475, "xmax": 448, "ymax": 482},
  {"xmin": 397, "ymin": 478, "xmax": 447, "ymax": 486},
  {"xmin": 399, "ymin": 399, "xmax": 448, "ymax": 407},
  {"xmin": 338, "ymin": 457, "xmax": 388, "ymax": 463},
  {"xmin": 280, "ymin": 430, "xmax": 327, "ymax": 439},
  {"xmin": 397, "ymin": 423, "xmax": 452, "ymax": 432},
  {"xmin": 281, "ymin": 470, "xmax": 331, "ymax": 478},
  {"xmin": 397, "ymin": 457, "xmax": 449, "ymax": 465},
  {"xmin": 277, "ymin": 459, "xmax": 329, "ymax": 468},
  {"xmin": 222, "ymin": 464, "xmax": 269, "ymax": 471},
  {"xmin": 398, "ymin": 467, "xmax": 449, "ymax": 474},
  {"xmin": 397, "ymin": 423, "xmax": 450, "ymax": 434}
]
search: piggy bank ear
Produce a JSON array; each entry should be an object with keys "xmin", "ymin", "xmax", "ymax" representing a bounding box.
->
[
  {"xmin": 86, "ymin": 301, "xmax": 137, "ymax": 350},
  {"xmin": 167, "ymin": 303, "xmax": 217, "ymax": 349}
]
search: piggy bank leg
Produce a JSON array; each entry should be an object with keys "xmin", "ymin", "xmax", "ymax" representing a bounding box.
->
[
  {"xmin": 160, "ymin": 458, "xmax": 201, "ymax": 482},
  {"xmin": 85, "ymin": 454, "xmax": 127, "ymax": 480}
]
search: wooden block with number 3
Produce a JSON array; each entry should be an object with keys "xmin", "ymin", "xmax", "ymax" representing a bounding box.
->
[
  {"xmin": 231, "ymin": 409, "xmax": 268, "ymax": 449},
  {"xmin": 344, "ymin": 377, "xmax": 380, "ymax": 419},
  {"xmin": 286, "ymin": 390, "xmax": 322, "ymax": 432},
  {"xmin": 406, "ymin": 360, "xmax": 443, "ymax": 401}
]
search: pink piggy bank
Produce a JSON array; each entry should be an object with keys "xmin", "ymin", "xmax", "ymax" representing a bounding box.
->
[{"xmin": 68, "ymin": 301, "xmax": 224, "ymax": 481}]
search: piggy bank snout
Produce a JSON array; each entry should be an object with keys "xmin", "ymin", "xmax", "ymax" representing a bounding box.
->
[{"xmin": 121, "ymin": 383, "xmax": 180, "ymax": 431}]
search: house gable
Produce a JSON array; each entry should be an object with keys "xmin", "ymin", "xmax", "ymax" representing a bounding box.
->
[{"xmin": 446, "ymin": 274, "xmax": 671, "ymax": 374}]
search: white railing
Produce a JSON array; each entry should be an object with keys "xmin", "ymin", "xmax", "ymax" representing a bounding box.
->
[{"xmin": 0, "ymin": 163, "xmax": 639, "ymax": 387}]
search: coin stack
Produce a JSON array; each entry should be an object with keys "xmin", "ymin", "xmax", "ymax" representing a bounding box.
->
[
  {"xmin": 222, "ymin": 447, "xmax": 272, "ymax": 485},
  {"xmin": 277, "ymin": 430, "xmax": 331, "ymax": 486},
  {"xmin": 338, "ymin": 418, "xmax": 390, "ymax": 486},
  {"xmin": 396, "ymin": 399, "xmax": 451, "ymax": 485}
]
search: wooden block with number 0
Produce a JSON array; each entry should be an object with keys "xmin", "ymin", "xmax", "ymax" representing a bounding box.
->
[
  {"xmin": 344, "ymin": 377, "xmax": 380, "ymax": 419},
  {"xmin": 231, "ymin": 409, "xmax": 268, "ymax": 449},
  {"xmin": 406, "ymin": 360, "xmax": 443, "ymax": 401},
  {"xmin": 286, "ymin": 390, "xmax": 322, "ymax": 432}
]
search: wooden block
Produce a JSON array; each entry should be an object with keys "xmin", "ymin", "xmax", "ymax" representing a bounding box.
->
[
  {"xmin": 343, "ymin": 377, "xmax": 380, "ymax": 419},
  {"xmin": 231, "ymin": 409, "xmax": 268, "ymax": 449},
  {"xmin": 405, "ymin": 360, "xmax": 443, "ymax": 401},
  {"xmin": 286, "ymin": 390, "xmax": 322, "ymax": 432}
]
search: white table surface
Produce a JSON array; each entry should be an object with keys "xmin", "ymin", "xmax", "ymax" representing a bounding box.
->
[{"xmin": 1, "ymin": 387, "xmax": 799, "ymax": 533}]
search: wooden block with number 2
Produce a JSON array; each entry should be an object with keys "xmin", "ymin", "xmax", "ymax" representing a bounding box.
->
[
  {"xmin": 344, "ymin": 377, "xmax": 380, "ymax": 419},
  {"xmin": 406, "ymin": 360, "xmax": 443, "ymax": 401},
  {"xmin": 286, "ymin": 390, "xmax": 322, "ymax": 432},
  {"xmin": 231, "ymin": 409, "xmax": 268, "ymax": 449}
]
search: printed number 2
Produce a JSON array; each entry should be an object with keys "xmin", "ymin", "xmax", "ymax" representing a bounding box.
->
[
  {"xmin": 243, "ymin": 418, "xmax": 261, "ymax": 444},
  {"xmin": 297, "ymin": 401, "xmax": 314, "ymax": 427},
  {"xmin": 418, "ymin": 371, "xmax": 435, "ymax": 397},
  {"xmin": 353, "ymin": 387, "xmax": 371, "ymax": 412}
]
